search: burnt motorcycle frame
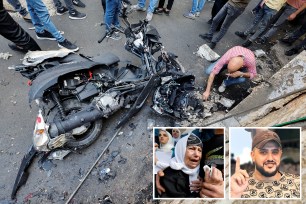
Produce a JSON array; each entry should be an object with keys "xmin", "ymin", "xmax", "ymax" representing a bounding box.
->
[{"xmin": 11, "ymin": 1, "xmax": 185, "ymax": 199}]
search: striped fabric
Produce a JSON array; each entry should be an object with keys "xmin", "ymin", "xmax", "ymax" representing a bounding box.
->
[{"xmin": 212, "ymin": 46, "xmax": 257, "ymax": 79}]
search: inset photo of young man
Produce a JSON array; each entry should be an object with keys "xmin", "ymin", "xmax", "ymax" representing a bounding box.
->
[
  {"xmin": 230, "ymin": 128, "xmax": 301, "ymax": 199},
  {"xmin": 153, "ymin": 128, "xmax": 225, "ymax": 199}
]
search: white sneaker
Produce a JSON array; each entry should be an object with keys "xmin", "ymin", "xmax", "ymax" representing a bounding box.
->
[
  {"xmin": 131, "ymin": 4, "xmax": 146, "ymax": 11},
  {"xmin": 218, "ymin": 81, "xmax": 226, "ymax": 92},
  {"xmin": 195, "ymin": 12, "xmax": 200, "ymax": 17},
  {"xmin": 146, "ymin": 12, "xmax": 153, "ymax": 21}
]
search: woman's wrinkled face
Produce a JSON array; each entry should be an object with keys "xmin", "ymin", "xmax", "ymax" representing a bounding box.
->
[
  {"xmin": 159, "ymin": 130, "xmax": 169, "ymax": 145},
  {"xmin": 184, "ymin": 145, "xmax": 202, "ymax": 169},
  {"xmin": 172, "ymin": 129, "xmax": 180, "ymax": 138}
]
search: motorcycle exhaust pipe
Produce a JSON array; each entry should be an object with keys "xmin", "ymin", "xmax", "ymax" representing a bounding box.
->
[{"xmin": 48, "ymin": 105, "xmax": 103, "ymax": 137}]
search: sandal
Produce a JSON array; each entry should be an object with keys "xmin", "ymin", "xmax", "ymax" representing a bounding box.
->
[
  {"xmin": 164, "ymin": 9, "xmax": 170, "ymax": 16},
  {"xmin": 154, "ymin": 8, "xmax": 164, "ymax": 15}
]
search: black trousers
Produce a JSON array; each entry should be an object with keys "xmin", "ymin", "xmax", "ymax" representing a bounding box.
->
[
  {"xmin": 101, "ymin": 0, "xmax": 106, "ymax": 13},
  {"xmin": 291, "ymin": 20, "xmax": 306, "ymax": 50},
  {"xmin": 0, "ymin": 1, "xmax": 40, "ymax": 50},
  {"xmin": 211, "ymin": 0, "xmax": 228, "ymax": 30},
  {"xmin": 158, "ymin": 0, "xmax": 175, "ymax": 10}
]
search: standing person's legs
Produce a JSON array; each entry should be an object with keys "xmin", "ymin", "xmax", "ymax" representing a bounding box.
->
[
  {"xmin": 166, "ymin": 0, "xmax": 174, "ymax": 10},
  {"xmin": 62, "ymin": 0, "xmax": 77, "ymax": 12},
  {"xmin": 138, "ymin": 0, "xmax": 146, "ymax": 8},
  {"xmin": 26, "ymin": 0, "xmax": 65, "ymax": 42},
  {"xmin": 101, "ymin": 0, "xmax": 106, "ymax": 13},
  {"xmin": 146, "ymin": 0, "xmax": 158, "ymax": 20},
  {"xmin": 191, "ymin": 0, "xmax": 198, "ymax": 14},
  {"xmin": 242, "ymin": 7, "xmax": 264, "ymax": 36},
  {"xmin": 0, "ymin": 8, "xmax": 40, "ymax": 51},
  {"xmin": 248, "ymin": 5, "xmax": 276, "ymax": 42},
  {"xmin": 148, "ymin": 0, "xmax": 159, "ymax": 13},
  {"xmin": 105, "ymin": 0, "xmax": 115, "ymax": 32},
  {"xmin": 212, "ymin": 4, "xmax": 243, "ymax": 43},
  {"xmin": 7, "ymin": 0, "xmax": 28, "ymax": 16},
  {"xmin": 206, "ymin": 3, "xmax": 230, "ymax": 38},
  {"xmin": 196, "ymin": 0, "xmax": 206, "ymax": 13},
  {"xmin": 261, "ymin": 4, "xmax": 297, "ymax": 40},
  {"xmin": 112, "ymin": 0, "xmax": 121, "ymax": 28},
  {"xmin": 158, "ymin": 0, "xmax": 165, "ymax": 8}
]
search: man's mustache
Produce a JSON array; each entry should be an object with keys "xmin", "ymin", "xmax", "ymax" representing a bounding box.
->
[{"xmin": 264, "ymin": 161, "xmax": 277, "ymax": 165}]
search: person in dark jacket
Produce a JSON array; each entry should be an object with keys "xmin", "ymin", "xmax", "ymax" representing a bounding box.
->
[
  {"xmin": 0, "ymin": 0, "xmax": 40, "ymax": 52},
  {"xmin": 159, "ymin": 134, "xmax": 203, "ymax": 198}
]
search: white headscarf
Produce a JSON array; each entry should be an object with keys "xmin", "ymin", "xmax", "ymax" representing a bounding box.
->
[
  {"xmin": 159, "ymin": 129, "xmax": 174, "ymax": 152},
  {"xmin": 169, "ymin": 134, "xmax": 201, "ymax": 184}
]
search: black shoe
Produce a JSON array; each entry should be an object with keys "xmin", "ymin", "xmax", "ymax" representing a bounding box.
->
[
  {"xmin": 58, "ymin": 39, "xmax": 79, "ymax": 51},
  {"xmin": 199, "ymin": 33, "xmax": 212, "ymax": 43},
  {"xmin": 8, "ymin": 42, "xmax": 41, "ymax": 53},
  {"xmin": 242, "ymin": 39, "xmax": 252, "ymax": 47},
  {"xmin": 8, "ymin": 43, "xmax": 29, "ymax": 53},
  {"xmin": 69, "ymin": 10, "xmax": 87, "ymax": 20},
  {"xmin": 154, "ymin": 8, "xmax": 163, "ymax": 15},
  {"xmin": 279, "ymin": 38, "xmax": 293, "ymax": 46},
  {"xmin": 36, "ymin": 30, "xmax": 56, "ymax": 41},
  {"xmin": 208, "ymin": 42, "xmax": 216, "ymax": 49},
  {"xmin": 235, "ymin": 31, "xmax": 247, "ymax": 39},
  {"xmin": 56, "ymin": 6, "xmax": 68, "ymax": 15},
  {"xmin": 72, "ymin": 0, "xmax": 86, "ymax": 8},
  {"xmin": 207, "ymin": 19, "xmax": 212, "ymax": 24},
  {"xmin": 285, "ymin": 48, "xmax": 299, "ymax": 56}
]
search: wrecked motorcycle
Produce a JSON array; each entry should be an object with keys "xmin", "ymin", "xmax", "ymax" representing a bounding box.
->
[{"xmin": 10, "ymin": 6, "xmax": 185, "ymax": 200}]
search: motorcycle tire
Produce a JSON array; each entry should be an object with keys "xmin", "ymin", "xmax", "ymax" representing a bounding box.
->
[{"xmin": 46, "ymin": 98, "xmax": 103, "ymax": 150}]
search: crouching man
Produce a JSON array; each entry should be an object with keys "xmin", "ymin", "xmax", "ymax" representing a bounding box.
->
[{"xmin": 202, "ymin": 46, "xmax": 257, "ymax": 100}]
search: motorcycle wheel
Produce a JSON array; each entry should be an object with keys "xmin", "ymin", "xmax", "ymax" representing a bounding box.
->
[{"xmin": 46, "ymin": 99, "xmax": 103, "ymax": 150}]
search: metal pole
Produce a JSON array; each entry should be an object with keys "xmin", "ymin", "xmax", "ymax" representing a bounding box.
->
[{"xmin": 65, "ymin": 127, "xmax": 122, "ymax": 204}]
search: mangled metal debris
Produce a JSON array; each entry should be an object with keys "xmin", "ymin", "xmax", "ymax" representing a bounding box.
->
[{"xmin": 48, "ymin": 150, "xmax": 71, "ymax": 160}]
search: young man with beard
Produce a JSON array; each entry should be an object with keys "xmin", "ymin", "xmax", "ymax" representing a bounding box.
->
[{"xmin": 231, "ymin": 130, "xmax": 300, "ymax": 198}]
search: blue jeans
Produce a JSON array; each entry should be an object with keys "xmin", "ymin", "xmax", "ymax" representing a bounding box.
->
[
  {"xmin": 207, "ymin": 3, "xmax": 244, "ymax": 43},
  {"xmin": 26, "ymin": 0, "xmax": 65, "ymax": 42},
  {"xmin": 148, "ymin": 0, "xmax": 158, "ymax": 13},
  {"xmin": 137, "ymin": 0, "xmax": 158, "ymax": 13},
  {"xmin": 205, "ymin": 61, "xmax": 247, "ymax": 86},
  {"xmin": 244, "ymin": 4, "xmax": 276, "ymax": 42},
  {"xmin": 7, "ymin": 0, "xmax": 28, "ymax": 16},
  {"xmin": 191, "ymin": 0, "xmax": 206, "ymax": 14},
  {"xmin": 53, "ymin": 0, "xmax": 75, "ymax": 13},
  {"xmin": 138, "ymin": 0, "xmax": 146, "ymax": 8},
  {"xmin": 105, "ymin": 0, "xmax": 121, "ymax": 32},
  {"xmin": 262, "ymin": 4, "xmax": 297, "ymax": 40}
]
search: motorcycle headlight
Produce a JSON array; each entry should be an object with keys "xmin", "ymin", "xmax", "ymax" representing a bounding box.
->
[{"xmin": 33, "ymin": 111, "xmax": 50, "ymax": 151}]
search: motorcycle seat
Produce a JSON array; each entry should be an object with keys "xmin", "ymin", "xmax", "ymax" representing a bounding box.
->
[{"xmin": 91, "ymin": 53, "xmax": 120, "ymax": 66}]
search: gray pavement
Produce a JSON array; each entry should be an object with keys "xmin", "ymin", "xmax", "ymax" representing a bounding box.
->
[{"xmin": 0, "ymin": 0, "xmax": 299, "ymax": 203}]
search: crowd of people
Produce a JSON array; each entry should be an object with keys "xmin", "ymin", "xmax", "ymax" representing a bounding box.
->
[
  {"xmin": 1, "ymin": 0, "xmax": 305, "ymax": 100},
  {"xmin": 1, "ymin": 0, "xmax": 305, "ymax": 53}
]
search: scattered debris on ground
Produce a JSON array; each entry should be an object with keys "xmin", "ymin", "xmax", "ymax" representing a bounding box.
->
[
  {"xmin": 195, "ymin": 44, "xmax": 220, "ymax": 62},
  {"xmin": 0, "ymin": 52, "xmax": 12, "ymax": 60}
]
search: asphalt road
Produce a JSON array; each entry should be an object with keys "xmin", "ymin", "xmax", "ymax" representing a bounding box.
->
[{"xmin": 0, "ymin": 0, "xmax": 265, "ymax": 203}]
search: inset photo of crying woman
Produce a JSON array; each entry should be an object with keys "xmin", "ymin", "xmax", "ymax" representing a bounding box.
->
[{"xmin": 153, "ymin": 128, "xmax": 225, "ymax": 199}]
